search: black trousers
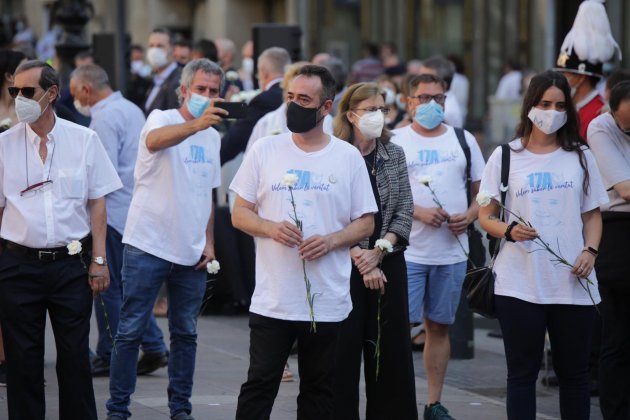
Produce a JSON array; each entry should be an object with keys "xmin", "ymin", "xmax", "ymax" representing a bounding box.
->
[
  {"xmin": 332, "ymin": 252, "xmax": 417, "ymax": 420},
  {"xmin": 495, "ymin": 295, "xmax": 595, "ymax": 420},
  {"xmin": 236, "ymin": 313, "xmax": 340, "ymax": 420},
  {"xmin": 0, "ymin": 248, "xmax": 97, "ymax": 420},
  {"xmin": 599, "ymin": 285, "xmax": 630, "ymax": 420},
  {"xmin": 596, "ymin": 215, "xmax": 630, "ymax": 420}
]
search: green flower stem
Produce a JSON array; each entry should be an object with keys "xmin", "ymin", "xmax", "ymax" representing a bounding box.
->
[
  {"xmin": 78, "ymin": 251, "xmax": 118, "ymax": 354},
  {"xmin": 425, "ymin": 184, "xmax": 476, "ymax": 268},
  {"xmin": 99, "ymin": 294, "xmax": 118, "ymax": 354},
  {"xmin": 289, "ymin": 187, "xmax": 317, "ymax": 332},
  {"xmin": 375, "ymin": 288, "xmax": 382, "ymax": 381},
  {"xmin": 492, "ymin": 201, "xmax": 600, "ymax": 311}
]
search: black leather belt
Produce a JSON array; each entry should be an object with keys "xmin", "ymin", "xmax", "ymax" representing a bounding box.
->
[{"xmin": 3, "ymin": 236, "xmax": 91, "ymax": 262}]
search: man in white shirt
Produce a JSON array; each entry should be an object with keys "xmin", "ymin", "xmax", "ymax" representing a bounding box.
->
[
  {"xmin": 70, "ymin": 64, "xmax": 169, "ymax": 377},
  {"xmin": 588, "ymin": 80, "xmax": 630, "ymax": 419},
  {"xmin": 230, "ymin": 65, "xmax": 377, "ymax": 419},
  {"xmin": 0, "ymin": 60, "xmax": 122, "ymax": 420},
  {"xmin": 418, "ymin": 55, "xmax": 464, "ymax": 128},
  {"xmin": 495, "ymin": 60, "xmax": 523, "ymax": 101},
  {"xmin": 105, "ymin": 59, "xmax": 227, "ymax": 420},
  {"xmin": 392, "ymin": 73, "xmax": 485, "ymax": 420}
]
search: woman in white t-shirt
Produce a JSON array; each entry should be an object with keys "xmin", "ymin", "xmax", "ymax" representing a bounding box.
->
[
  {"xmin": 479, "ymin": 70, "xmax": 608, "ymax": 420},
  {"xmin": 331, "ymin": 82, "xmax": 417, "ymax": 420}
]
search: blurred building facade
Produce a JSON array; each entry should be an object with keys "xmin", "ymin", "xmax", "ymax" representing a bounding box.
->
[{"xmin": 2, "ymin": 0, "xmax": 629, "ymax": 122}]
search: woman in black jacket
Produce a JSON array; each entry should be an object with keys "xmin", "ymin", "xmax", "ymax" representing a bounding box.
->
[{"xmin": 332, "ymin": 82, "xmax": 417, "ymax": 420}]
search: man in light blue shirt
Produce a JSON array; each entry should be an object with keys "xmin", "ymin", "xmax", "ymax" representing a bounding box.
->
[{"xmin": 70, "ymin": 64, "xmax": 168, "ymax": 377}]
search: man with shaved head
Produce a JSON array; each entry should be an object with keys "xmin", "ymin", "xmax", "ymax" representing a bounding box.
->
[{"xmin": 70, "ymin": 64, "xmax": 168, "ymax": 378}]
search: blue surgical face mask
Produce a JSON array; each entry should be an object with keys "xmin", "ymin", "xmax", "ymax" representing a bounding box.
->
[
  {"xmin": 187, "ymin": 92, "xmax": 210, "ymax": 118},
  {"xmin": 395, "ymin": 92, "xmax": 406, "ymax": 111},
  {"xmin": 414, "ymin": 99, "xmax": 444, "ymax": 130}
]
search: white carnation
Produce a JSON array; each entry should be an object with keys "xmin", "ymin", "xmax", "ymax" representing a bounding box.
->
[
  {"xmin": 417, "ymin": 175, "xmax": 432, "ymax": 186},
  {"xmin": 207, "ymin": 260, "xmax": 221, "ymax": 274},
  {"xmin": 375, "ymin": 239, "xmax": 393, "ymax": 254},
  {"xmin": 476, "ymin": 190, "xmax": 494, "ymax": 207},
  {"xmin": 67, "ymin": 240, "xmax": 82, "ymax": 255},
  {"xmin": 281, "ymin": 173, "xmax": 299, "ymax": 188}
]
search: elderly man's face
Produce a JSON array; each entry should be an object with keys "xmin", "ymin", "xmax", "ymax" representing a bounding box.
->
[
  {"xmin": 13, "ymin": 67, "xmax": 57, "ymax": 116},
  {"xmin": 183, "ymin": 70, "xmax": 222, "ymax": 102}
]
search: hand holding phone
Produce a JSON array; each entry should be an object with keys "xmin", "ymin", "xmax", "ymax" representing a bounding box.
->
[{"xmin": 214, "ymin": 102, "xmax": 249, "ymax": 119}]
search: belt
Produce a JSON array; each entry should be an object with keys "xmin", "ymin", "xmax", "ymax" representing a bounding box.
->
[{"xmin": 3, "ymin": 236, "xmax": 92, "ymax": 262}]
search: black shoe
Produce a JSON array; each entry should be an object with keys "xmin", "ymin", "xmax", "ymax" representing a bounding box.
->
[
  {"xmin": 91, "ymin": 355, "xmax": 110, "ymax": 377},
  {"xmin": 0, "ymin": 362, "xmax": 6, "ymax": 387},
  {"xmin": 137, "ymin": 351, "xmax": 168, "ymax": 375}
]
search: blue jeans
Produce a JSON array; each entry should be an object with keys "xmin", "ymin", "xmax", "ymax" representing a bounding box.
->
[
  {"xmin": 106, "ymin": 245, "xmax": 206, "ymax": 418},
  {"xmin": 94, "ymin": 226, "xmax": 167, "ymax": 358}
]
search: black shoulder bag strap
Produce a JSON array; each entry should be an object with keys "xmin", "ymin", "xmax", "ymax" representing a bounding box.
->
[
  {"xmin": 454, "ymin": 127, "xmax": 472, "ymax": 207},
  {"xmin": 490, "ymin": 144, "xmax": 511, "ymax": 258}
]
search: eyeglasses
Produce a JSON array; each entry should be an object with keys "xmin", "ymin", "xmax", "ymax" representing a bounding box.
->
[
  {"xmin": 8, "ymin": 86, "xmax": 40, "ymax": 99},
  {"xmin": 353, "ymin": 107, "xmax": 390, "ymax": 115},
  {"xmin": 408, "ymin": 94, "xmax": 447, "ymax": 105},
  {"xmin": 20, "ymin": 180, "xmax": 53, "ymax": 197}
]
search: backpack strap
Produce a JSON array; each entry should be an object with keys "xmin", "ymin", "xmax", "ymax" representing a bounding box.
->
[
  {"xmin": 500, "ymin": 144, "xmax": 510, "ymax": 214},
  {"xmin": 454, "ymin": 127, "xmax": 472, "ymax": 207}
]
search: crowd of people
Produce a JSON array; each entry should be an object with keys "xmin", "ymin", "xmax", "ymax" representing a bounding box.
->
[{"xmin": 0, "ymin": 1, "xmax": 629, "ymax": 419}]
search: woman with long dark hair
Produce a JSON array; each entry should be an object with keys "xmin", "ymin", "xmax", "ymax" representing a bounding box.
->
[
  {"xmin": 478, "ymin": 70, "xmax": 608, "ymax": 420},
  {"xmin": 332, "ymin": 82, "xmax": 417, "ymax": 420}
]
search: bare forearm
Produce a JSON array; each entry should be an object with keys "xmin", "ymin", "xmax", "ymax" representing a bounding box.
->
[
  {"xmin": 582, "ymin": 208, "xmax": 602, "ymax": 249},
  {"xmin": 327, "ymin": 213, "xmax": 374, "ymax": 250},
  {"xmin": 383, "ymin": 232, "xmax": 399, "ymax": 247},
  {"xmin": 232, "ymin": 205, "xmax": 273, "ymax": 239},
  {"xmin": 479, "ymin": 203, "xmax": 509, "ymax": 238},
  {"xmin": 146, "ymin": 120, "xmax": 202, "ymax": 152},
  {"xmin": 88, "ymin": 198, "xmax": 107, "ymax": 256}
]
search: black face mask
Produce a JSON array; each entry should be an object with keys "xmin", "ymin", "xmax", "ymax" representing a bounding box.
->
[{"xmin": 286, "ymin": 101, "xmax": 323, "ymax": 133}]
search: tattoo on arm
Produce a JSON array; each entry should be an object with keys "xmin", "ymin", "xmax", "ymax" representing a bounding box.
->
[{"xmin": 488, "ymin": 215, "xmax": 499, "ymax": 221}]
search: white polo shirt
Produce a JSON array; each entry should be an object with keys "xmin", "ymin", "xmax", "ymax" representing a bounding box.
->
[
  {"xmin": 0, "ymin": 116, "xmax": 122, "ymax": 248},
  {"xmin": 123, "ymin": 109, "xmax": 221, "ymax": 266}
]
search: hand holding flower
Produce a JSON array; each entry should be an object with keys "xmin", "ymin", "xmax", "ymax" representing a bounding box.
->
[
  {"xmin": 447, "ymin": 213, "xmax": 472, "ymax": 235},
  {"xmin": 571, "ymin": 251, "xmax": 595, "ymax": 278},
  {"xmin": 415, "ymin": 205, "xmax": 450, "ymax": 228},
  {"xmin": 508, "ymin": 223, "xmax": 538, "ymax": 242},
  {"xmin": 88, "ymin": 263, "xmax": 110, "ymax": 296},
  {"xmin": 268, "ymin": 220, "xmax": 303, "ymax": 247},
  {"xmin": 298, "ymin": 234, "xmax": 332, "ymax": 261},
  {"xmin": 195, "ymin": 244, "xmax": 216, "ymax": 270}
]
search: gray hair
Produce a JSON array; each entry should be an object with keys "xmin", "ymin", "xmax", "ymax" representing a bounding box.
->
[
  {"xmin": 258, "ymin": 47, "xmax": 291, "ymax": 76},
  {"xmin": 177, "ymin": 58, "xmax": 225, "ymax": 105},
  {"xmin": 70, "ymin": 64, "xmax": 110, "ymax": 90},
  {"xmin": 320, "ymin": 56, "xmax": 347, "ymax": 93},
  {"xmin": 14, "ymin": 60, "xmax": 60, "ymax": 103},
  {"xmin": 421, "ymin": 55, "xmax": 456, "ymax": 89}
]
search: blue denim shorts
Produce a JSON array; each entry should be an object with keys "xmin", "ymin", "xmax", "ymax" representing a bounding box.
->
[{"xmin": 407, "ymin": 261, "xmax": 467, "ymax": 325}]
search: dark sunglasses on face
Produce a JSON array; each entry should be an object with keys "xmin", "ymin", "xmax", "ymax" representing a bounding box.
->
[{"xmin": 7, "ymin": 86, "xmax": 40, "ymax": 99}]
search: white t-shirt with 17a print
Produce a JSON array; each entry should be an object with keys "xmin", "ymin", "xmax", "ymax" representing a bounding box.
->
[
  {"xmin": 123, "ymin": 109, "xmax": 221, "ymax": 266},
  {"xmin": 391, "ymin": 124, "xmax": 485, "ymax": 265},
  {"xmin": 480, "ymin": 139, "xmax": 609, "ymax": 305},
  {"xmin": 229, "ymin": 133, "xmax": 378, "ymax": 322}
]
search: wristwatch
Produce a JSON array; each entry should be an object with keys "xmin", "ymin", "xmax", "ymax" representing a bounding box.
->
[{"xmin": 92, "ymin": 256, "xmax": 107, "ymax": 266}]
